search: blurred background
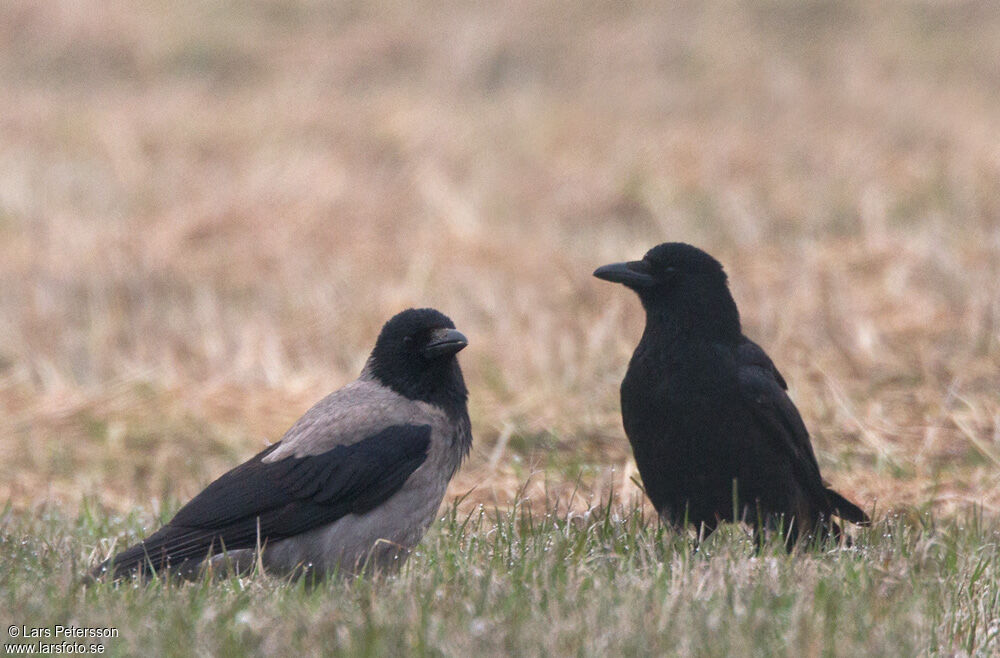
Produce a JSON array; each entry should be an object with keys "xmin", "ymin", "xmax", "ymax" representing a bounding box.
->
[{"xmin": 1, "ymin": 1, "xmax": 997, "ymax": 516}]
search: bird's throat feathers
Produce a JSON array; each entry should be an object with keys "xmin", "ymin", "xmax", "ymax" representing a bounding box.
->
[
  {"xmin": 365, "ymin": 356, "xmax": 470, "ymax": 421},
  {"xmin": 639, "ymin": 279, "xmax": 742, "ymax": 345}
]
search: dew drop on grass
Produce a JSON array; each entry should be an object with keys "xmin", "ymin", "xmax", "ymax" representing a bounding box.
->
[{"xmin": 469, "ymin": 618, "xmax": 488, "ymax": 636}]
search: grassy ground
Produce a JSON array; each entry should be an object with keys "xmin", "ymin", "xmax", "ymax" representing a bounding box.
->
[
  {"xmin": 1, "ymin": 0, "xmax": 999, "ymax": 655},
  {"xmin": 2, "ymin": 501, "xmax": 999, "ymax": 656}
]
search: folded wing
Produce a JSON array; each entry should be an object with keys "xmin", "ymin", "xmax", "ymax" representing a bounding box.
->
[
  {"xmin": 736, "ymin": 339, "xmax": 868, "ymax": 525},
  {"xmin": 95, "ymin": 424, "xmax": 431, "ymax": 579}
]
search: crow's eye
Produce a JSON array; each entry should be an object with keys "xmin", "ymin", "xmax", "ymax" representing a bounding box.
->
[{"xmin": 402, "ymin": 336, "xmax": 414, "ymax": 347}]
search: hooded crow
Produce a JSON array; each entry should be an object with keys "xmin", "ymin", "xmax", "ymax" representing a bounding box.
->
[
  {"xmin": 594, "ymin": 243, "xmax": 868, "ymax": 546},
  {"xmin": 92, "ymin": 308, "xmax": 471, "ymax": 580}
]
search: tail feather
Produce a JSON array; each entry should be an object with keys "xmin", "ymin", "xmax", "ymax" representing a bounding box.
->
[
  {"xmin": 90, "ymin": 525, "xmax": 202, "ymax": 580},
  {"xmin": 91, "ymin": 539, "xmax": 165, "ymax": 580},
  {"xmin": 825, "ymin": 487, "xmax": 870, "ymax": 526}
]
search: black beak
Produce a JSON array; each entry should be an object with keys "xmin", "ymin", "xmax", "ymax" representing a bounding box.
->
[
  {"xmin": 422, "ymin": 328, "xmax": 469, "ymax": 359},
  {"xmin": 593, "ymin": 260, "xmax": 657, "ymax": 288}
]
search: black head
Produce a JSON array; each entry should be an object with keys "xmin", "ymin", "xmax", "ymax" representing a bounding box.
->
[
  {"xmin": 594, "ymin": 242, "xmax": 741, "ymax": 340},
  {"xmin": 364, "ymin": 308, "xmax": 469, "ymax": 413}
]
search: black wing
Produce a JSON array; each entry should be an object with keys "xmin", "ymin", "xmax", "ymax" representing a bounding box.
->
[
  {"xmin": 736, "ymin": 339, "xmax": 867, "ymax": 524},
  {"xmin": 96, "ymin": 424, "xmax": 431, "ymax": 578}
]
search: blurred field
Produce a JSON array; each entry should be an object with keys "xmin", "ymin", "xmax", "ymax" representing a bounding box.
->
[{"xmin": 1, "ymin": 0, "xmax": 999, "ymax": 519}]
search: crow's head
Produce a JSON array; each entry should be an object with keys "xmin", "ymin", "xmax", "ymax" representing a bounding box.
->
[
  {"xmin": 365, "ymin": 308, "xmax": 469, "ymax": 410},
  {"xmin": 594, "ymin": 242, "xmax": 740, "ymax": 339},
  {"xmin": 594, "ymin": 242, "xmax": 727, "ymax": 290}
]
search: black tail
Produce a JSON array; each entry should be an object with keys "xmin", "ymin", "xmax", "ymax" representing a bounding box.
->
[
  {"xmin": 90, "ymin": 525, "xmax": 204, "ymax": 581},
  {"xmin": 825, "ymin": 487, "xmax": 870, "ymax": 526},
  {"xmin": 91, "ymin": 535, "xmax": 167, "ymax": 581}
]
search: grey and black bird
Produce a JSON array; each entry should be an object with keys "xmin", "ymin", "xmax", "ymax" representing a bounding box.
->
[
  {"xmin": 91, "ymin": 308, "xmax": 471, "ymax": 580},
  {"xmin": 594, "ymin": 243, "xmax": 868, "ymax": 546}
]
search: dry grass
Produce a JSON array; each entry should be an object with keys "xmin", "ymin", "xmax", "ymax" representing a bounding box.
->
[
  {"xmin": 0, "ymin": 0, "xmax": 998, "ymax": 519},
  {"xmin": 4, "ymin": 502, "xmax": 999, "ymax": 656}
]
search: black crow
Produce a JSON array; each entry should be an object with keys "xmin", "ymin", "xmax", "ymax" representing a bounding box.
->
[
  {"xmin": 594, "ymin": 243, "xmax": 868, "ymax": 546},
  {"xmin": 91, "ymin": 308, "xmax": 471, "ymax": 580}
]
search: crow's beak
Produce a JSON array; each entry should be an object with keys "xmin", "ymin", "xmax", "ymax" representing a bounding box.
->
[
  {"xmin": 422, "ymin": 328, "xmax": 468, "ymax": 359},
  {"xmin": 593, "ymin": 260, "xmax": 657, "ymax": 288}
]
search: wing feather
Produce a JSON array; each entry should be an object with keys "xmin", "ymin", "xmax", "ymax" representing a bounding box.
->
[
  {"xmin": 95, "ymin": 424, "xmax": 431, "ymax": 579},
  {"xmin": 736, "ymin": 339, "xmax": 866, "ymax": 524}
]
